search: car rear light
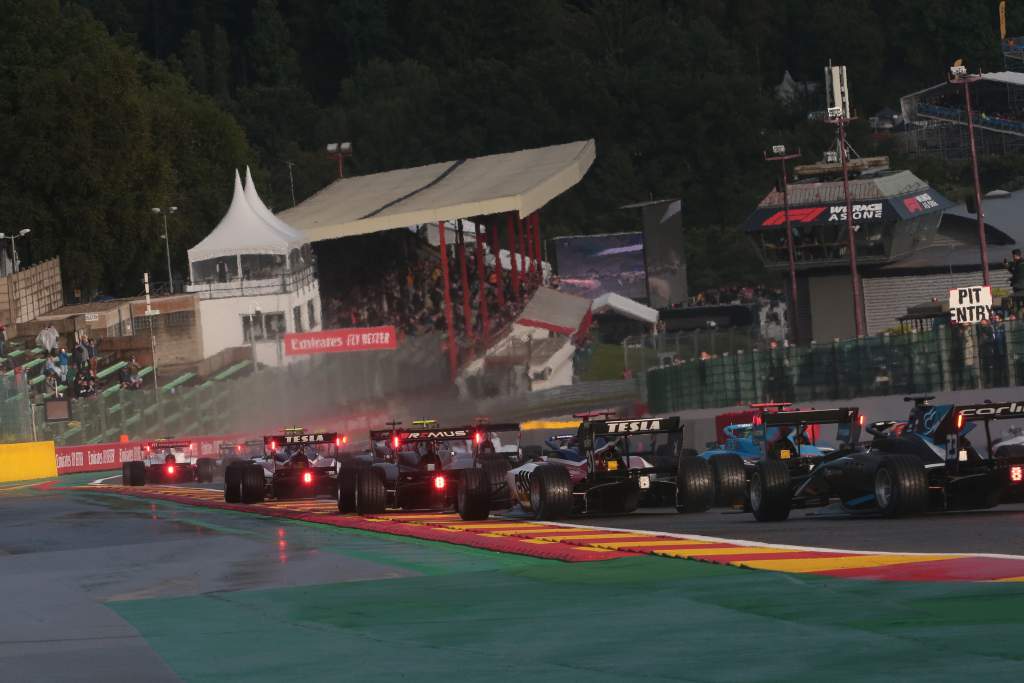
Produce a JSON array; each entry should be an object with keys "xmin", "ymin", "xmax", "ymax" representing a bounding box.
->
[
  {"xmin": 433, "ymin": 475, "xmax": 446, "ymax": 490},
  {"xmin": 302, "ymin": 471, "xmax": 313, "ymax": 485},
  {"xmin": 858, "ymin": 414, "xmax": 865, "ymax": 427},
  {"xmin": 335, "ymin": 436, "xmax": 341, "ymax": 447},
  {"xmin": 189, "ymin": 442, "xmax": 195, "ymax": 451},
  {"xmin": 270, "ymin": 440, "xmax": 277, "ymax": 451},
  {"xmin": 392, "ymin": 435, "xmax": 400, "ymax": 449},
  {"xmin": 1012, "ymin": 466, "xmax": 1023, "ymax": 483},
  {"xmin": 342, "ymin": 435, "xmax": 348, "ymax": 444},
  {"xmin": 956, "ymin": 413, "xmax": 964, "ymax": 430},
  {"xmin": 145, "ymin": 445, "xmax": 151, "ymax": 453},
  {"xmin": 166, "ymin": 465, "xmax": 175, "ymax": 475},
  {"xmin": 236, "ymin": 445, "xmax": 241, "ymax": 452},
  {"xmin": 474, "ymin": 431, "xmax": 483, "ymax": 445}
]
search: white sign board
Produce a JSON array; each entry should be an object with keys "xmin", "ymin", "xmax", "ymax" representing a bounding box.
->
[
  {"xmin": 949, "ymin": 286, "xmax": 992, "ymax": 324},
  {"xmin": 84, "ymin": 313, "xmax": 99, "ymax": 323}
]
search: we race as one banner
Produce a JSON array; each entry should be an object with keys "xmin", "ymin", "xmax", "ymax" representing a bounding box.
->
[{"xmin": 283, "ymin": 326, "xmax": 398, "ymax": 356}]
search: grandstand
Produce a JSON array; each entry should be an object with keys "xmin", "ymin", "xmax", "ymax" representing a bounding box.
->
[{"xmin": 899, "ymin": 39, "xmax": 1024, "ymax": 159}]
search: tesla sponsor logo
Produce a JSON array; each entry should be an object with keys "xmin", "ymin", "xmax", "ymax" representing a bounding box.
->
[
  {"xmin": 960, "ymin": 403, "xmax": 1024, "ymax": 418},
  {"xmin": 284, "ymin": 434, "xmax": 327, "ymax": 444},
  {"xmin": 406, "ymin": 430, "xmax": 469, "ymax": 439},
  {"xmin": 903, "ymin": 193, "xmax": 938, "ymax": 214},
  {"xmin": 606, "ymin": 419, "xmax": 662, "ymax": 433},
  {"xmin": 761, "ymin": 207, "xmax": 826, "ymax": 226},
  {"xmin": 828, "ymin": 203, "xmax": 883, "ymax": 222}
]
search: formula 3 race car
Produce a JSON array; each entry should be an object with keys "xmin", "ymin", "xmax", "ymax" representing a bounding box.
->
[
  {"xmin": 336, "ymin": 420, "xmax": 519, "ymax": 519},
  {"xmin": 750, "ymin": 397, "xmax": 1024, "ymax": 521},
  {"xmin": 692, "ymin": 403, "xmax": 858, "ymax": 510},
  {"xmin": 505, "ymin": 415, "xmax": 707, "ymax": 520},
  {"xmin": 121, "ymin": 439, "xmax": 217, "ymax": 486},
  {"xmin": 224, "ymin": 428, "xmax": 344, "ymax": 503}
]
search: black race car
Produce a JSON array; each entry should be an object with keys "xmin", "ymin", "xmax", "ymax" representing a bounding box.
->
[
  {"xmin": 750, "ymin": 397, "xmax": 1024, "ymax": 521},
  {"xmin": 224, "ymin": 428, "xmax": 344, "ymax": 503},
  {"xmin": 507, "ymin": 415, "xmax": 702, "ymax": 520},
  {"xmin": 121, "ymin": 439, "xmax": 217, "ymax": 486},
  {"xmin": 336, "ymin": 419, "xmax": 518, "ymax": 518}
]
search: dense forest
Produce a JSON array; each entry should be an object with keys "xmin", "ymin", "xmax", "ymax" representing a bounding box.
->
[{"xmin": 2, "ymin": 0, "xmax": 1021, "ymax": 298}]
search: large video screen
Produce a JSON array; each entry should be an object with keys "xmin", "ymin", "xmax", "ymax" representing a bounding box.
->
[
  {"xmin": 640, "ymin": 199, "xmax": 687, "ymax": 308},
  {"xmin": 552, "ymin": 232, "xmax": 647, "ymax": 300}
]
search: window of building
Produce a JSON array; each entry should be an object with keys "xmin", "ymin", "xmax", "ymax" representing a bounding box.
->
[
  {"xmin": 293, "ymin": 305, "xmax": 303, "ymax": 333},
  {"xmin": 307, "ymin": 299, "xmax": 317, "ymax": 328},
  {"xmin": 242, "ymin": 311, "xmax": 285, "ymax": 342}
]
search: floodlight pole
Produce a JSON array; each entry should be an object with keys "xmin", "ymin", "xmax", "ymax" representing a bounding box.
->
[
  {"xmin": 437, "ymin": 221, "xmax": 458, "ymax": 381},
  {"xmin": 763, "ymin": 147, "xmax": 802, "ymax": 342},
  {"xmin": 835, "ymin": 118, "xmax": 866, "ymax": 337},
  {"xmin": 950, "ymin": 71, "xmax": 990, "ymax": 285}
]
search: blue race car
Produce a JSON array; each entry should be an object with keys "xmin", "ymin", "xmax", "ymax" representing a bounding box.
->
[
  {"xmin": 693, "ymin": 403, "xmax": 858, "ymax": 509},
  {"xmin": 747, "ymin": 396, "xmax": 1024, "ymax": 521}
]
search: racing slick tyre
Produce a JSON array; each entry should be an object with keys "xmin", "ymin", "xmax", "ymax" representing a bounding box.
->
[
  {"xmin": 529, "ymin": 465, "xmax": 573, "ymax": 520},
  {"xmin": 483, "ymin": 459, "xmax": 512, "ymax": 510},
  {"xmin": 709, "ymin": 455, "xmax": 746, "ymax": 507},
  {"xmin": 874, "ymin": 454, "xmax": 927, "ymax": 517},
  {"xmin": 240, "ymin": 465, "xmax": 266, "ymax": 504},
  {"xmin": 336, "ymin": 468, "xmax": 359, "ymax": 513},
  {"xmin": 675, "ymin": 457, "xmax": 713, "ymax": 513},
  {"xmin": 354, "ymin": 470, "xmax": 386, "ymax": 514},
  {"xmin": 224, "ymin": 464, "xmax": 242, "ymax": 503},
  {"xmin": 750, "ymin": 460, "xmax": 792, "ymax": 522},
  {"xmin": 196, "ymin": 458, "xmax": 215, "ymax": 483},
  {"xmin": 123, "ymin": 461, "xmax": 146, "ymax": 486},
  {"xmin": 458, "ymin": 468, "xmax": 491, "ymax": 521}
]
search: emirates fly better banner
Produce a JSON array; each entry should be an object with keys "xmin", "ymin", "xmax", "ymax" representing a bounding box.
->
[{"xmin": 284, "ymin": 326, "xmax": 398, "ymax": 356}]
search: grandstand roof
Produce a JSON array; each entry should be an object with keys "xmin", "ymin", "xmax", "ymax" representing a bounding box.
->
[
  {"xmin": 592, "ymin": 292, "xmax": 658, "ymax": 325},
  {"xmin": 279, "ymin": 140, "xmax": 596, "ymax": 243},
  {"xmin": 756, "ymin": 170, "xmax": 933, "ymax": 207},
  {"xmin": 516, "ymin": 287, "xmax": 592, "ymax": 337},
  {"xmin": 188, "ymin": 171, "xmax": 304, "ymax": 263}
]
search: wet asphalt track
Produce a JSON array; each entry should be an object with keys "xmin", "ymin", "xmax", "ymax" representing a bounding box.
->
[{"xmin": 114, "ymin": 475, "xmax": 1024, "ymax": 556}]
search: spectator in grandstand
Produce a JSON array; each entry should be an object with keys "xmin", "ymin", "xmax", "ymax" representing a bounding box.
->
[
  {"xmin": 72, "ymin": 368, "xmax": 96, "ymax": 398},
  {"xmin": 36, "ymin": 323, "xmax": 58, "ymax": 353},
  {"xmin": 0, "ymin": 323, "xmax": 6, "ymax": 358},
  {"xmin": 57, "ymin": 347, "xmax": 69, "ymax": 381},
  {"xmin": 120, "ymin": 355, "xmax": 143, "ymax": 390},
  {"xmin": 87, "ymin": 338, "xmax": 98, "ymax": 372},
  {"xmin": 1005, "ymin": 249, "xmax": 1024, "ymax": 313}
]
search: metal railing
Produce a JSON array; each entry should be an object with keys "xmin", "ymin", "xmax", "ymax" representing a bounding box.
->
[
  {"xmin": 187, "ymin": 266, "xmax": 318, "ymax": 300},
  {"xmin": 647, "ymin": 321, "xmax": 1023, "ymax": 413}
]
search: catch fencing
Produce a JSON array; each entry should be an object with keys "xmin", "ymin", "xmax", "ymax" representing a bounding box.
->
[{"xmin": 647, "ymin": 321, "xmax": 1022, "ymax": 413}]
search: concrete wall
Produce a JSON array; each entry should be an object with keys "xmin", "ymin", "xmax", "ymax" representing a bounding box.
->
[
  {"xmin": 808, "ymin": 273, "xmax": 857, "ymax": 342},
  {"xmin": 863, "ymin": 269, "xmax": 1010, "ymax": 336},
  {"xmin": 197, "ymin": 281, "xmax": 321, "ymax": 366}
]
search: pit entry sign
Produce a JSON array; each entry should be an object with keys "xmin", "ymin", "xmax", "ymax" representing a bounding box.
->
[{"xmin": 949, "ymin": 286, "xmax": 992, "ymax": 324}]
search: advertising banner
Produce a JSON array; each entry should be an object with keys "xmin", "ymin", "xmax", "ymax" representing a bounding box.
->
[{"xmin": 283, "ymin": 326, "xmax": 398, "ymax": 356}]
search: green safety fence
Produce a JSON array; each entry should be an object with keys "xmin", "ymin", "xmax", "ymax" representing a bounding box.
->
[
  {"xmin": 15, "ymin": 332, "xmax": 449, "ymax": 446},
  {"xmin": 647, "ymin": 321, "xmax": 1022, "ymax": 413}
]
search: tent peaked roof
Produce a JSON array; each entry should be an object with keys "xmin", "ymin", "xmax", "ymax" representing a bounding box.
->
[
  {"xmin": 188, "ymin": 171, "xmax": 296, "ymax": 263},
  {"xmin": 279, "ymin": 139, "xmax": 596, "ymax": 243},
  {"xmin": 243, "ymin": 166, "xmax": 304, "ymax": 247}
]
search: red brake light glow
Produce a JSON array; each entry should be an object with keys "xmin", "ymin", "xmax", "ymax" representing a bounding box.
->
[
  {"xmin": 302, "ymin": 471, "xmax": 313, "ymax": 485},
  {"xmin": 236, "ymin": 445, "xmax": 241, "ymax": 452},
  {"xmin": 474, "ymin": 432, "xmax": 483, "ymax": 445},
  {"xmin": 956, "ymin": 413, "xmax": 965, "ymax": 430},
  {"xmin": 1012, "ymin": 466, "xmax": 1023, "ymax": 483},
  {"xmin": 342, "ymin": 435, "xmax": 348, "ymax": 444},
  {"xmin": 189, "ymin": 442, "xmax": 195, "ymax": 451},
  {"xmin": 392, "ymin": 435, "xmax": 400, "ymax": 449},
  {"xmin": 858, "ymin": 414, "xmax": 865, "ymax": 427},
  {"xmin": 335, "ymin": 436, "xmax": 341, "ymax": 447},
  {"xmin": 166, "ymin": 464, "xmax": 175, "ymax": 475},
  {"xmin": 433, "ymin": 475, "xmax": 446, "ymax": 490},
  {"xmin": 145, "ymin": 445, "xmax": 151, "ymax": 453},
  {"xmin": 270, "ymin": 440, "xmax": 277, "ymax": 451}
]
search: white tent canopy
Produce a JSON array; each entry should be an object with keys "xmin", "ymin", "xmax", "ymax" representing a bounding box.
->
[
  {"xmin": 592, "ymin": 292, "xmax": 659, "ymax": 325},
  {"xmin": 188, "ymin": 170, "xmax": 302, "ymax": 263},
  {"xmin": 243, "ymin": 166, "xmax": 305, "ymax": 248},
  {"xmin": 280, "ymin": 139, "xmax": 596, "ymax": 243}
]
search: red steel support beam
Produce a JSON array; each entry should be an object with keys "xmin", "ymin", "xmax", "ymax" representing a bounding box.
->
[
  {"xmin": 474, "ymin": 221, "xmax": 489, "ymax": 342},
  {"xmin": 457, "ymin": 223, "xmax": 474, "ymax": 342},
  {"xmin": 438, "ymin": 221, "xmax": 458, "ymax": 380},
  {"xmin": 507, "ymin": 214, "xmax": 520, "ymax": 303},
  {"xmin": 490, "ymin": 220, "xmax": 505, "ymax": 308},
  {"xmin": 532, "ymin": 213, "xmax": 542, "ymax": 283},
  {"xmin": 516, "ymin": 215, "xmax": 527, "ymax": 296}
]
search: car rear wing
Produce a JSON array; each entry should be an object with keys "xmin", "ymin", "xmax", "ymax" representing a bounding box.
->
[
  {"xmin": 148, "ymin": 439, "xmax": 194, "ymax": 451},
  {"xmin": 589, "ymin": 417, "xmax": 682, "ymax": 436},
  {"xmin": 956, "ymin": 402, "xmax": 1024, "ymax": 421},
  {"xmin": 370, "ymin": 423, "xmax": 520, "ymax": 444},
  {"xmin": 758, "ymin": 407, "xmax": 862, "ymax": 445},
  {"xmin": 264, "ymin": 432, "xmax": 340, "ymax": 449}
]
